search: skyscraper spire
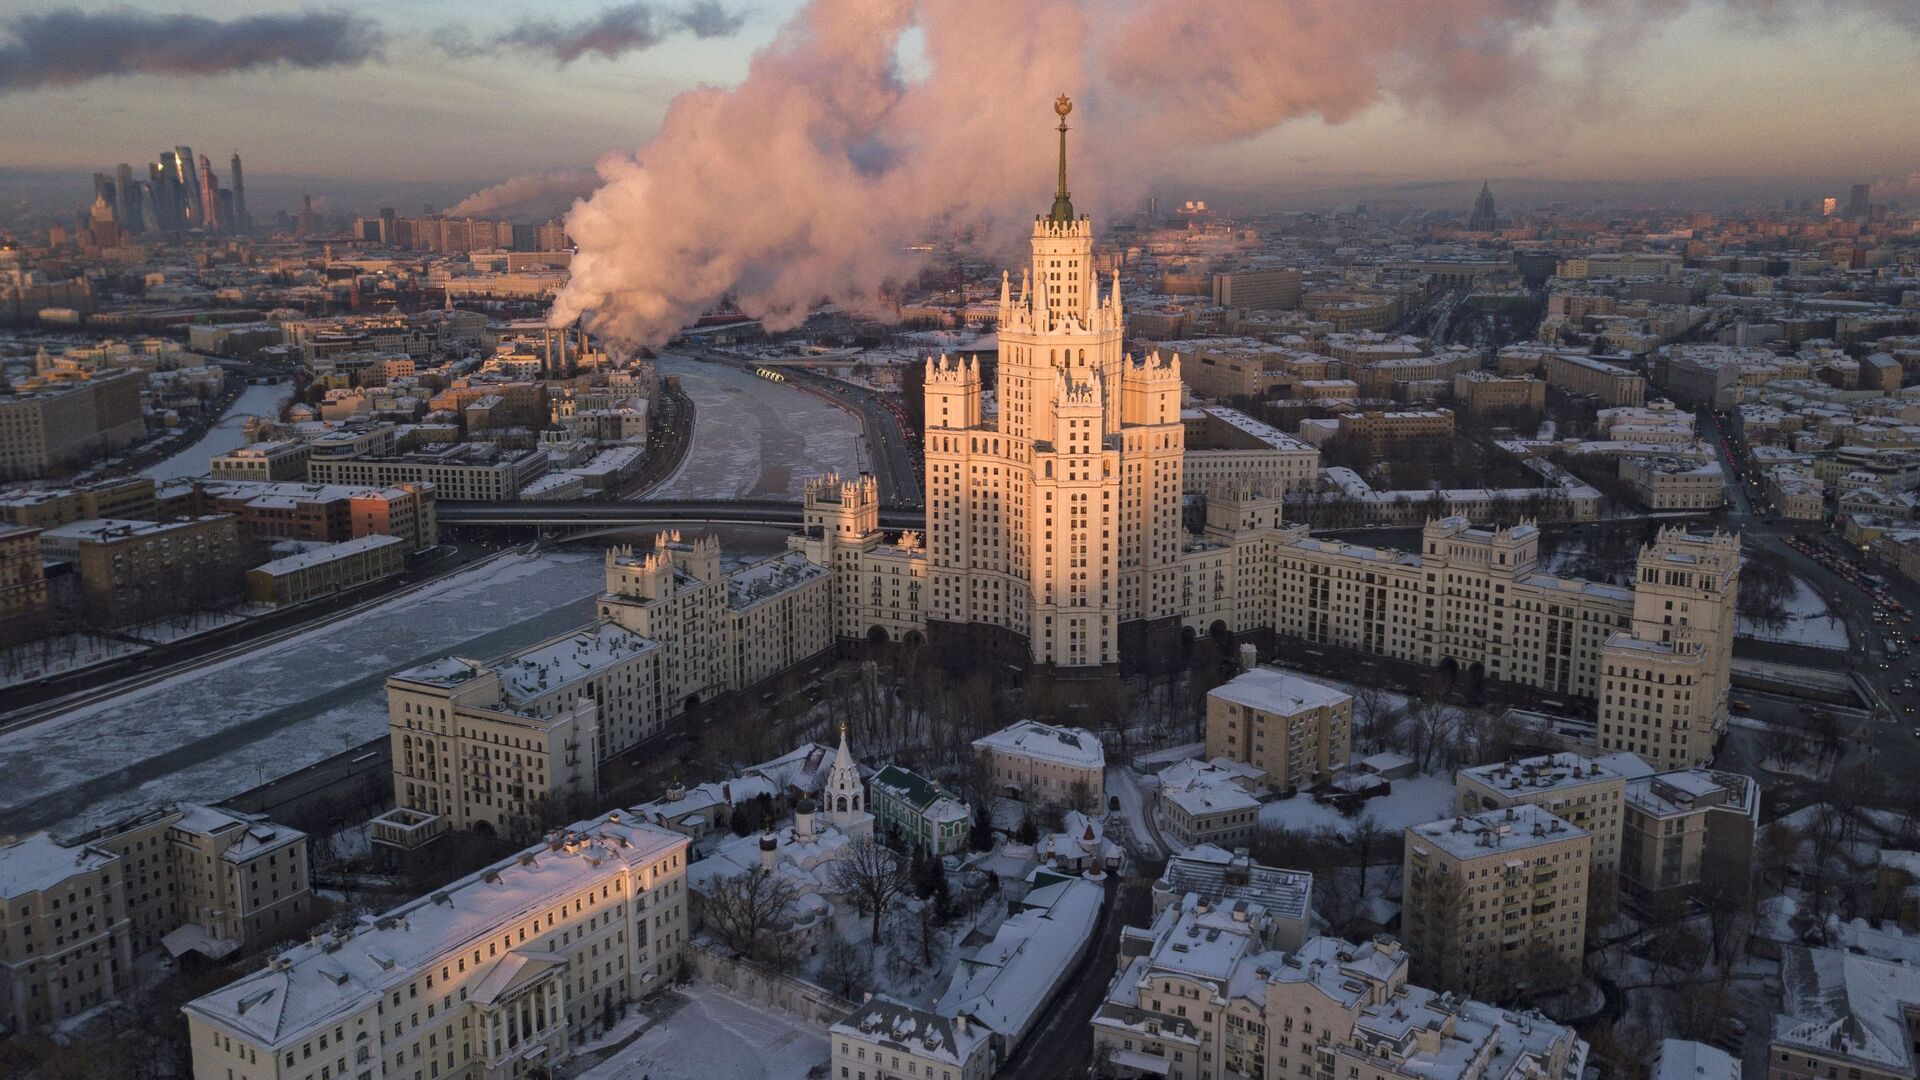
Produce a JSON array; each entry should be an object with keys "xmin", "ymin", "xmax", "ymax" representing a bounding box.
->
[{"xmin": 1048, "ymin": 94, "xmax": 1075, "ymax": 224}]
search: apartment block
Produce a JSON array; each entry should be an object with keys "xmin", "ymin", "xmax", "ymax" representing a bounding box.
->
[
  {"xmin": 1456, "ymin": 752, "xmax": 1641, "ymax": 917},
  {"xmin": 0, "ymin": 475, "xmax": 157, "ymax": 528},
  {"xmin": 1180, "ymin": 406, "xmax": 1319, "ymax": 495},
  {"xmin": 184, "ymin": 812, "xmax": 689, "ymax": 1080},
  {"xmin": 1147, "ymin": 846, "xmax": 1313, "ymax": 951},
  {"xmin": 1091, "ymin": 896, "xmax": 1586, "ymax": 1080},
  {"xmin": 188, "ymin": 479, "xmax": 437, "ymax": 550},
  {"xmin": 210, "ymin": 440, "xmax": 312, "ymax": 482},
  {"xmin": 1156, "ymin": 757, "xmax": 1264, "ymax": 852},
  {"xmin": 0, "ymin": 523, "xmax": 48, "ymax": 633},
  {"xmin": 246, "ymin": 534, "xmax": 407, "ymax": 607},
  {"xmin": 1768, "ymin": 946, "xmax": 1920, "ymax": 1080},
  {"xmin": 38, "ymin": 514, "xmax": 241, "ymax": 613},
  {"xmin": 1204, "ymin": 666, "xmax": 1351, "ymax": 796},
  {"xmin": 385, "ymin": 625, "xmax": 658, "ymax": 837},
  {"xmin": 306, "ymin": 444, "xmax": 547, "ymax": 501},
  {"xmin": 1452, "ymin": 371, "xmax": 1546, "ymax": 415},
  {"xmin": 0, "ymin": 803, "xmax": 309, "ymax": 1032},
  {"xmin": 1542, "ymin": 352, "xmax": 1647, "ymax": 406},
  {"xmin": 1402, "ymin": 805, "xmax": 1590, "ymax": 994},
  {"xmin": 1210, "ymin": 267, "xmax": 1302, "ymax": 313},
  {"xmin": 0, "ymin": 369, "xmax": 145, "ymax": 479},
  {"xmin": 1620, "ymin": 767, "xmax": 1759, "ymax": 915}
]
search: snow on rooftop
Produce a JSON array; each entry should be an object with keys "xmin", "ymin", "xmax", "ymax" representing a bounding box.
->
[
  {"xmin": 0, "ymin": 832, "xmax": 115, "ymax": 900},
  {"xmin": 1209, "ymin": 667, "xmax": 1350, "ymax": 717},
  {"xmin": 184, "ymin": 812, "xmax": 687, "ymax": 1051},
  {"xmin": 726, "ymin": 549, "xmax": 830, "ymax": 610},
  {"xmin": 495, "ymin": 623, "xmax": 657, "ymax": 704},
  {"xmin": 971, "ymin": 720, "xmax": 1105, "ymax": 770},
  {"xmin": 1405, "ymin": 803, "xmax": 1584, "ymax": 860}
]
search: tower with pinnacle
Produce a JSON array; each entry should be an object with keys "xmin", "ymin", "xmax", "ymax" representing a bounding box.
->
[
  {"xmin": 923, "ymin": 97, "xmax": 1186, "ymax": 671},
  {"xmin": 1467, "ymin": 181, "xmax": 1498, "ymax": 232}
]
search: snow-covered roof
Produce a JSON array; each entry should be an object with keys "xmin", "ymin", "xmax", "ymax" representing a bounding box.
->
[
  {"xmin": 1774, "ymin": 945, "xmax": 1920, "ymax": 1073},
  {"xmin": 832, "ymin": 994, "xmax": 992, "ymax": 1068},
  {"xmin": 1457, "ymin": 752, "xmax": 1629, "ymax": 798},
  {"xmin": 494, "ymin": 623, "xmax": 658, "ymax": 705},
  {"xmin": 1653, "ymin": 1038, "xmax": 1741, "ymax": 1080},
  {"xmin": 1405, "ymin": 804, "xmax": 1584, "ymax": 861},
  {"xmin": 0, "ymin": 832, "xmax": 115, "ymax": 900},
  {"xmin": 184, "ymin": 812, "xmax": 687, "ymax": 1051},
  {"xmin": 251, "ymin": 534, "xmax": 403, "ymax": 576},
  {"xmin": 725, "ymin": 549, "xmax": 830, "ymax": 611},
  {"xmin": 972, "ymin": 720, "xmax": 1105, "ymax": 770},
  {"xmin": 1208, "ymin": 667, "xmax": 1350, "ymax": 717},
  {"xmin": 936, "ymin": 870, "xmax": 1103, "ymax": 1041},
  {"xmin": 1155, "ymin": 847, "xmax": 1311, "ymax": 922}
]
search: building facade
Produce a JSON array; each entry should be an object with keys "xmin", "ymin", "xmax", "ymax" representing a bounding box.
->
[
  {"xmin": 184, "ymin": 813, "xmax": 689, "ymax": 1080},
  {"xmin": 1402, "ymin": 805, "xmax": 1591, "ymax": 995},
  {"xmin": 1203, "ymin": 667, "xmax": 1352, "ymax": 796}
]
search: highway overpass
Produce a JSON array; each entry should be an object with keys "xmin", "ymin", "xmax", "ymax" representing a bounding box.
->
[{"xmin": 438, "ymin": 499, "xmax": 928, "ymax": 533}]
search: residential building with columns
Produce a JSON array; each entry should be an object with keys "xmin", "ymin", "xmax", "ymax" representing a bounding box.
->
[{"xmin": 183, "ymin": 812, "xmax": 689, "ymax": 1080}]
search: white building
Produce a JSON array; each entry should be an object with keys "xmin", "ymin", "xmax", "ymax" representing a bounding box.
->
[{"xmin": 972, "ymin": 719, "xmax": 1106, "ymax": 807}]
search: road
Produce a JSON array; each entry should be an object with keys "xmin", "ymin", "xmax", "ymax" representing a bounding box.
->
[
  {"xmin": 1700, "ymin": 406, "xmax": 1920, "ymax": 812},
  {"xmin": 609, "ymin": 382, "xmax": 694, "ymax": 500},
  {"xmin": 436, "ymin": 499, "xmax": 927, "ymax": 532}
]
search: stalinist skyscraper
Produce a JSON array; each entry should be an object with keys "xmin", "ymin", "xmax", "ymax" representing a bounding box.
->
[{"xmin": 923, "ymin": 97, "xmax": 1184, "ymax": 672}]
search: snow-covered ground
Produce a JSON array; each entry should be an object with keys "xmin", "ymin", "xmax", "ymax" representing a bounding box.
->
[
  {"xmin": 140, "ymin": 381, "xmax": 293, "ymax": 481},
  {"xmin": 0, "ymin": 549, "xmax": 613, "ymax": 834},
  {"xmin": 1257, "ymin": 772, "xmax": 1457, "ymax": 836},
  {"xmin": 1737, "ymin": 576, "xmax": 1850, "ymax": 650},
  {"xmin": 650, "ymin": 355, "xmax": 863, "ymax": 500},
  {"xmin": 0, "ymin": 634, "xmax": 145, "ymax": 688},
  {"xmin": 572, "ymin": 984, "xmax": 829, "ymax": 1080}
]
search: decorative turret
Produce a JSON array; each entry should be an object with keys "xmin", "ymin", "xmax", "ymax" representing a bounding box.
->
[{"xmin": 824, "ymin": 722, "xmax": 864, "ymax": 825}]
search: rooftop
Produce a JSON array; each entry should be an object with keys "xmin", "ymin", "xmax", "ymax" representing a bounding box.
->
[
  {"xmin": 972, "ymin": 720, "xmax": 1105, "ymax": 770},
  {"xmin": 1406, "ymin": 803, "xmax": 1585, "ymax": 860},
  {"xmin": 1209, "ymin": 667, "xmax": 1351, "ymax": 717},
  {"xmin": 184, "ymin": 812, "xmax": 686, "ymax": 1051}
]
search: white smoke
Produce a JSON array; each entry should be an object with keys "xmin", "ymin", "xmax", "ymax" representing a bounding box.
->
[
  {"xmin": 552, "ymin": 0, "xmax": 1916, "ymax": 346},
  {"xmin": 446, "ymin": 168, "xmax": 599, "ymax": 221}
]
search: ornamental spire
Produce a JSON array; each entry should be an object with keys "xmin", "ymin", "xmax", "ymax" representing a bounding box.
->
[{"xmin": 1048, "ymin": 95, "xmax": 1075, "ymax": 224}]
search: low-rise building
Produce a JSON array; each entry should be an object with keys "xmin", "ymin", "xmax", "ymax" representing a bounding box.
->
[
  {"xmin": 183, "ymin": 811, "xmax": 690, "ymax": 1080},
  {"xmin": 1156, "ymin": 757, "xmax": 1264, "ymax": 852},
  {"xmin": 245, "ymin": 534, "xmax": 407, "ymax": 606},
  {"xmin": 1768, "ymin": 945, "xmax": 1920, "ymax": 1080},
  {"xmin": 210, "ymin": 440, "xmax": 312, "ymax": 482},
  {"xmin": 832, "ymin": 995, "xmax": 994, "ymax": 1080},
  {"xmin": 1148, "ymin": 846, "xmax": 1313, "ymax": 951},
  {"xmin": 1619, "ymin": 455, "xmax": 1726, "ymax": 511},
  {"xmin": 1204, "ymin": 666, "xmax": 1351, "ymax": 796},
  {"xmin": 869, "ymin": 764, "xmax": 970, "ymax": 855},
  {"xmin": 971, "ymin": 720, "xmax": 1106, "ymax": 809}
]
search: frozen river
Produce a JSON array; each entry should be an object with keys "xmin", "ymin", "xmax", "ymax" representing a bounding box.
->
[
  {"xmin": 0, "ymin": 550, "xmax": 610, "ymax": 835},
  {"xmin": 140, "ymin": 381, "xmax": 293, "ymax": 481},
  {"xmin": 649, "ymin": 354, "xmax": 863, "ymax": 499}
]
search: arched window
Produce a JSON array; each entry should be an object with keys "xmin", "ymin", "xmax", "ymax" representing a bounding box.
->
[{"xmin": 837, "ymin": 796, "xmax": 848, "ymax": 813}]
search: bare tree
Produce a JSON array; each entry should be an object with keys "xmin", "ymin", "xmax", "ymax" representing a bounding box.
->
[
  {"xmin": 819, "ymin": 936, "xmax": 870, "ymax": 1000},
  {"xmin": 1349, "ymin": 812, "xmax": 1390, "ymax": 899},
  {"xmin": 828, "ymin": 837, "xmax": 910, "ymax": 943},
  {"xmin": 1349, "ymin": 685, "xmax": 1398, "ymax": 757},
  {"xmin": 702, "ymin": 867, "xmax": 799, "ymax": 962}
]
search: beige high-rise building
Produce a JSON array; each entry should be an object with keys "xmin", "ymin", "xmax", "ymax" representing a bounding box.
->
[
  {"xmin": 1403, "ymin": 805, "xmax": 1590, "ymax": 996},
  {"xmin": 924, "ymin": 97, "xmax": 1185, "ymax": 671}
]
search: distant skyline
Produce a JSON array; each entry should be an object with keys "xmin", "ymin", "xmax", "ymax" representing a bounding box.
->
[{"xmin": 1, "ymin": 1, "xmax": 1917, "ymax": 211}]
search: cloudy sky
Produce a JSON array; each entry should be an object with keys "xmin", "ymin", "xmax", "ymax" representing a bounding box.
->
[{"xmin": 0, "ymin": 0, "xmax": 1914, "ymax": 208}]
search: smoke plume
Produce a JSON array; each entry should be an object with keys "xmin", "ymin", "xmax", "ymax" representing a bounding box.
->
[
  {"xmin": 476, "ymin": 2, "xmax": 746, "ymax": 66},
  {"xmin": 0, "ymin": 8, "xmax": 383, "ymax": 94},
  {"xmin": 553, "ymin": 0, "xmax": 1918, "ymax": 347},
  {"xmin": 447, "ymin": 169, "xmax": 600, "ymax": 220}
]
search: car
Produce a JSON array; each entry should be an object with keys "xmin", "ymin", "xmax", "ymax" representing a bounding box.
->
[
  {"xmin": 1109, "ymin": 795, "xmax": 1122, "ymax": 812},
  {"xmin": 1730, "ymin": 699, "xmax": 1751, "ymax": 713}
]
